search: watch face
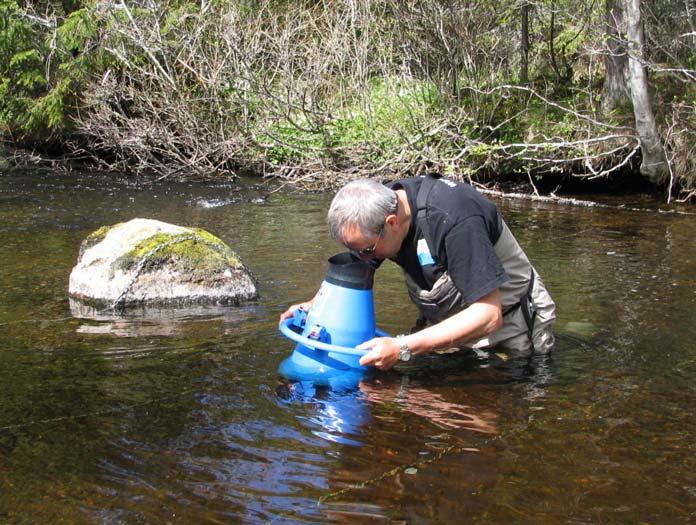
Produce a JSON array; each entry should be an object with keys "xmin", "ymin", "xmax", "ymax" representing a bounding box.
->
[{"xmin": 400, "ymin": 349, "xmax": 411, "ymax": 362}]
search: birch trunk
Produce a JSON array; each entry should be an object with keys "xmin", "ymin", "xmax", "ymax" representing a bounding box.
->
[{"xmin": 624, "ymin": 0, "xmax": 668, "ymax": 184}]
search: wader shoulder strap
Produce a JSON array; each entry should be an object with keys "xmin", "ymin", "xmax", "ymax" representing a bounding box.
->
[
  {"xmin": 411, "ymin": 174, "xmax": 441, "ymax": 332},
  {"xmin": 415, "ymin": 174, "xmax": 440, "ymax": 254}
]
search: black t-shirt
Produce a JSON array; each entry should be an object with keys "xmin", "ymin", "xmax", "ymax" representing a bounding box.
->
[{"xmin": 386, "ymin": 176, "xmax": 508, "ymax": 305}]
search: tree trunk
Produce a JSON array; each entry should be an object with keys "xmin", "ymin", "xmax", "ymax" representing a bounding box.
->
[
  {"xmin": 624, "ymin": 0, "xmax": 667, "ymax": 184},
  {"xmin": 601, "ymin": 0, "xmax": 630, "ymax": 112},
  {"xmin": 548, "ymin": 1, "xmax": 562, "ymax": 82},
  {"xmin": 520, "ymin": 1, "xmax": 530, "ymax": 83},
  {"xmin": 687, "ymin": 0, "xmax": 696, "ymax": 48}
]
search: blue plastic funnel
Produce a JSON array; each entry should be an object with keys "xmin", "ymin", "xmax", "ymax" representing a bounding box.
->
[{"xmin": 278, "ymin": 252, "xmax": 388, "ymax": 385}]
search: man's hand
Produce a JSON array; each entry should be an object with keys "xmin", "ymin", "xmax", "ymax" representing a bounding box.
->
[
  {"xmin": 278, "ymin": 301, "xmax": 313, "ymax": 324},
  {"xmin": 357, "ymin": 337, "xmax": 401, "ymax": 370}
]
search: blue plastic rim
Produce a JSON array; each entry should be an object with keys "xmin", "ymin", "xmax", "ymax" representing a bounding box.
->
[
  {"xmin": 278, "ymin": 316, "xmax": 389, "ymax": 383},
  {"xmin": 279, "ymin": 317, "xmax": 389, "ymax": 356}
]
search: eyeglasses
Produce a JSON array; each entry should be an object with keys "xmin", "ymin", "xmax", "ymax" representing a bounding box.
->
[
  {"xmin": 351, "ymin": 223, "xmax": 385, "ymax": 257},
  {"xmin": 349, "ymin": 196, "xmax": 396, "ymax": 257}
]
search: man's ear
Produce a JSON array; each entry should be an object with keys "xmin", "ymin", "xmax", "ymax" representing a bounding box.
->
[{"xmin": 385, "ymin": 214, "xmax": 398, "ymax": 229}]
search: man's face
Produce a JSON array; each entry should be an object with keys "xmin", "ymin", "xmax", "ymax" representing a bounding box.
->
[{"xmin": 342, "ymin": 219, "xmax": 398, "ymax": 260}]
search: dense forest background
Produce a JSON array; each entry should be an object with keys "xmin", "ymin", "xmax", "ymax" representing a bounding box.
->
[{"xmin": 1, "ymin": 0, "xmax": 694, "ymax": 201}]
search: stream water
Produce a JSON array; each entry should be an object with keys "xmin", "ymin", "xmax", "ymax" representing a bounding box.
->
[{"xmin": 1, "ymin": 169, "xmax": 695, "ymax": 524}]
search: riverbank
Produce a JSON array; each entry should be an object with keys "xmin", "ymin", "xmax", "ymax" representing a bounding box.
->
[
  {"xmin": 2, "ymin": 1, "xmax": 694, "ymax": 201},
  {"xmin": 5, "ymin": 150, "xmax": 694, "ymax": 218}
]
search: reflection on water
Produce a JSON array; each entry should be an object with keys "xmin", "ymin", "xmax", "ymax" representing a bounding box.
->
[
  {"xmin": 276, "ymin": 380, "xmax": 373, "ymax": 446},
  {"xmin": 70, "ymin": 298, "xmax": 262, "ymax": 338},
  {"xmin": 1, "ymin": 169, "xmax": 695, "ymax": 523},
  {"xmin": 359, "ymin": 377, "xmax": 498, "ymax": 434}
]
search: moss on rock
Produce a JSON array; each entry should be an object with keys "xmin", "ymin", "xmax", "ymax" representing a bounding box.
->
[{"xmin": 116, "ymin": 230, "xmax": 244, "ymax": 276}]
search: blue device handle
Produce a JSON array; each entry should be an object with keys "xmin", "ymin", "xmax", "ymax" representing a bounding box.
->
[{"xmin": 279, "ymin": 317, "xmax": 389, "ymax": 356}]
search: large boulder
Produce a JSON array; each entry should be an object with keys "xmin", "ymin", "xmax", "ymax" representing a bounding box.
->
[{"xmin": 69, "ymin": 218, "xmax": 258, "ymax": 308}]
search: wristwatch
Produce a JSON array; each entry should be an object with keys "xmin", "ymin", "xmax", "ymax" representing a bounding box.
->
[{"xmin": 396, "ymin": 335, "xmax": 411, "ymax": 362}]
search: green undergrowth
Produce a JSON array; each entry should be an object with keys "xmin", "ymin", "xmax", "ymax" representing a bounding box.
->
[
  {"xmin": 257, "ymin": 77, "xmax": 446, "ymax": 166},
  {"xmin": 255, "ymin": 79, "xmax": 615, "ymax": 180},
  {"xmin": 2, "ymin": 0, "xmax": 694, "ymax": 199}
]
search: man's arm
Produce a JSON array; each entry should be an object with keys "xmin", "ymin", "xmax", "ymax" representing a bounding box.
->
[{"xmin": 358, "ymin": 289, "xmax": 503, "ymax": 370}]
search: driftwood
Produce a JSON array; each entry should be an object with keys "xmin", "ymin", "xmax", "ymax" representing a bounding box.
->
[{"xmin": 473, "ymin": 185, "xmax": 696, "ymax": 215}]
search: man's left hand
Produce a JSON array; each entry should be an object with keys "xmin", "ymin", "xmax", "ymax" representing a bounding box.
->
[{"xmin": 357, "ymin": 337, "xmax": 400, "ymax": 370}]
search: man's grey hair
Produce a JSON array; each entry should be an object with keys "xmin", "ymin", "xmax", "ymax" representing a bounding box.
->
[{"xmin": 328, "ymin": 179, "xmax": 397, "ymax": 241}]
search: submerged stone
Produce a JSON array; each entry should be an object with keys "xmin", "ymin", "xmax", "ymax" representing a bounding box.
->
[
  {"xmin": 562, "ymin": 321, "xmax": 599, "ymax": 338},
  {"xmin": 69, "ymin": 218, "xmax": 258, "ymax": 308}
]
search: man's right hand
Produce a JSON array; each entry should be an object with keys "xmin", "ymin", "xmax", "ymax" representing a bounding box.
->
[{"xmin": 278, "ymin": 301, "xmax": 313, "ymax": 324}]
